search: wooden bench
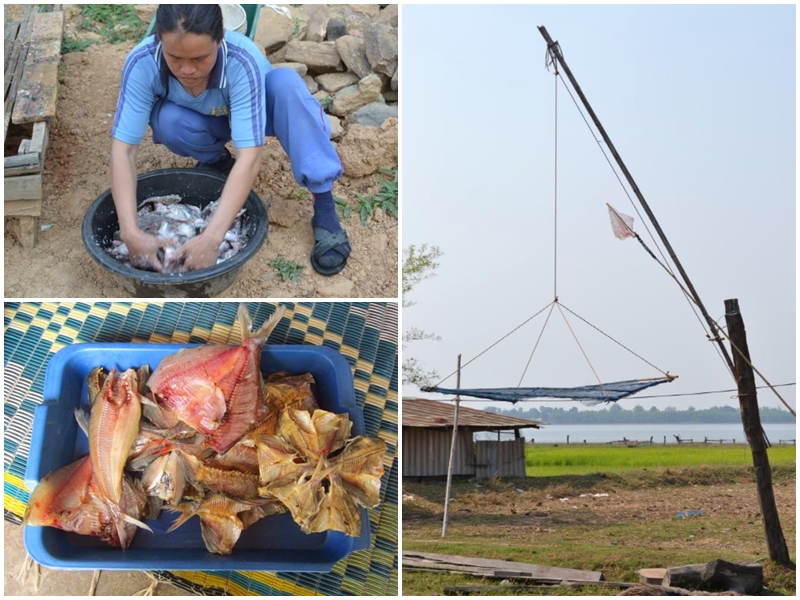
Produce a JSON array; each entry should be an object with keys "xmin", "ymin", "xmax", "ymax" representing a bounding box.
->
[{"xmin": 4, "ymin": 5, "xmax": 64, "ymax": 248}]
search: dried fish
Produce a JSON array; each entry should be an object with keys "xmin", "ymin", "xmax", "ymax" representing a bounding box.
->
[
  {"xmin": 26, "ymin": 304, "xmax": 387, "ymax": 555},
  {"xmin": 257, "ymin": 408, "xmax": 386, "ymax": 537},
  {"xmin": 89, "ymin": 369, "xmax": 142, "ymax": 505},
  {"xmin": 168, "ymin": 494, "xmax": 285, "ymax": 555},
  {"xmin": 147, "ymin": 304, "xmax": 286, "ymax": 454}
]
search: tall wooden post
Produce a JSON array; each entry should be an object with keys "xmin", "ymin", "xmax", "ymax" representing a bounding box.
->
[
  {"xmin": 724, "ymin": 299, "xmax": 790, "ymax": 565},
  {"xmin": 442, "ymin": 354, "xmax": 461, "ymax": 537}
]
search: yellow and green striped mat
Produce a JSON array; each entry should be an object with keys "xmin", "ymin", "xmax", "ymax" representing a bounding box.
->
[{"xmin": 3, "ymin": 301, "xmax": 398, "ymax": 596}]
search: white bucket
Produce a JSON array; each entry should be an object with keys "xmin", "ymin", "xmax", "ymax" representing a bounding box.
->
[{"xmin": 221, "ymin": 4, "xmax": 247, "ymax": 35}]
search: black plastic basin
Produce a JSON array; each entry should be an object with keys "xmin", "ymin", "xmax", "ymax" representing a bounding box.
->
[{"xmin": 83, "ymin": 169, "xmax": 268, "ymax": 298}]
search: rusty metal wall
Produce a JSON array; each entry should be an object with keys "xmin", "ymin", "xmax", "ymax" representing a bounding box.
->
[
  {"xmin": 475, "ymin": 438, "xmax": 526, "ymax": 478},
  {"xmin": 402, "ymin": 427, "xmax": 475, "ymax": 477}
]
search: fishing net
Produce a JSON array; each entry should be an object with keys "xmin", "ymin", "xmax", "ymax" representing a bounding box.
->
[{"xmin": 607, "ymin": 203, "xmax": 636, "ymax": 240}]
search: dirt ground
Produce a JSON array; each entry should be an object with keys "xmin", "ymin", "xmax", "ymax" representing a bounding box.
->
[{"xmin": 4, "ymin": 8, "xmax": 398, "ymax": 298}]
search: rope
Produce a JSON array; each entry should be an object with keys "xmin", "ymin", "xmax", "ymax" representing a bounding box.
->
[
  {"xmin": 633, "ymin": 382, "xmax": 795, "ymax": 400},
  {"xmin": 558, "ymin": 301, "xmax": 669, "ymax": 376},
  {"xmin": 556, "ymin": 74, "xmax": 734, "ymax": 379},
  {"xmin": 432, "ymin": 301, "xmax": 555, "ymax": 387},
  {"xmin": 517, "ymin": 301, "xmax": 557, "ymax": 386},
  {"xmin": 555, "ymin": 302, "xmax": 606, "ymax": 394},
  {"xmin": 553, "ymin": 60, "xmax": 559, "ymax": 298}
]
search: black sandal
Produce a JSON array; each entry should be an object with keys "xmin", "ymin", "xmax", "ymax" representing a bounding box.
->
[{"xmin": 310, "ymin": 227, "xmax": 351, "ymax": 276}]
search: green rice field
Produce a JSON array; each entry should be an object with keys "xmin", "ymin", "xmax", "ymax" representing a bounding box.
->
[{"xmin": 525, "ymin": 443, "xmax": 796, "ymax": 476}]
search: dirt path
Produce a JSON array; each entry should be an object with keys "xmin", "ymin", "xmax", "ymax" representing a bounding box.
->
[{"xmin": 4, "ymin": 10, "xmax": 397, "ymax": 299}]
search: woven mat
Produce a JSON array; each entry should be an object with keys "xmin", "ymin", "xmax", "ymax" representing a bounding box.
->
[{"xmin": 3, "ymin": 302, "xmax": 398, "ymax": 596}]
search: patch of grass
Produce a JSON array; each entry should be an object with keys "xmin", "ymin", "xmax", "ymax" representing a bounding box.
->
[
  {"xmin": 292, "ymin": 17, "xmax": 305, "ymax": 36},
  {"xmin": 320, "ymin": 95, "xmax": 333, "ymax": 112},
  {"xmin": 524, "ymin": 444, "xmax": 797, "ymax": 476},
  {"xmin": 269, "ymin": 258, "xmax": 304, "ymax": 284},
  {"xmin": 354, "ymin": 167, "xmax": 398, "ymax": 227},
  {"xmin": 78, "ymin": 4, "xmax": 146, "ymax": 44},
  {"xmin": 403, "ymin": 458, "xmax": 796, "ymax": 596},
  {"xmin": 288, "ymin": 188, "xmax": 310, "ymax": 202},
  {"xmin": 334, "ymin": 195, "xmax": 351, "ymax": 220},
  {"xmin": 61, "ymin": 34, "xmax": 96, "ymax": 54}
]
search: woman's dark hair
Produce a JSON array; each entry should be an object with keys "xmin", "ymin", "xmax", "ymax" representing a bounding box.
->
[{"xmin": 155, "ymin": 5, "xmax": 224, "ymax": 42}]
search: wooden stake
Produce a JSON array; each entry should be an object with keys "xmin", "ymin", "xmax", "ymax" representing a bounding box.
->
[
  {"xmin": 442, "ymin": 354, "xmax": 461, "ymax": 537},
  {"xmin": 724, "ymin": 298, "xmax": 790, "ymax": 565}
]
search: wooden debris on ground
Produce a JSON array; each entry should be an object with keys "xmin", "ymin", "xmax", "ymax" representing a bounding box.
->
[
  {"xmin": 618, "ymin": 584, "xmax": 740, "ymax": 596},
  {"xmin": 402, "ymin": 550, "xmax": 604, "ymax": 582},
  {"xmin": 4, "ymin": 5, "xmax": 64, "ymax": 248},
  {"xmin": 664, "ymin": 559, "xmax": 763, "ymax": 595}
]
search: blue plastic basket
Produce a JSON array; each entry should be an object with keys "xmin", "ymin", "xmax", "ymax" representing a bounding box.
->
[{"xmin": 24, "ymin": 343, "xmax": 370, "ymax": 571}]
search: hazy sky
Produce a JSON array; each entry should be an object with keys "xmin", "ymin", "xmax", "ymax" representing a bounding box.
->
[{"xmin": 402, "ymin": 4, "xmax": 796, "ymax": 414}]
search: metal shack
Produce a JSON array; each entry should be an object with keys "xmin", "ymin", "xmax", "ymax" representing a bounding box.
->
[{"xmin": 402, "ymin": 397, "xmax": 543, "ymax": 480}]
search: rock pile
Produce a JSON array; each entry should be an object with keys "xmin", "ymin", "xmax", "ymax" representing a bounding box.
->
[{"xmin": 256, "ymin": 4, "xmax": 398, "ymax": 177}]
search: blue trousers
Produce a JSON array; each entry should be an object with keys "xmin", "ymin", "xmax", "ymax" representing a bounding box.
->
[{"xmin": 150, "ymin": 68, "xmax": 342, "ymax": 193}]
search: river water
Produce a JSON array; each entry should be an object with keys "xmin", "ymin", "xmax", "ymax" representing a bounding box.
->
[{"xmin": 481, "ymin": 422, "xmax": 796, "ymax": 444}]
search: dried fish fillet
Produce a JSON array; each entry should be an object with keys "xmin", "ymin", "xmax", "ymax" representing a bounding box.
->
[
  {"xmin": 89, "ymin": 369, "xmax": 143, "ymax": 505},
  {"xmin": 148, "ymin": 304, "xmax": 286, "ymax": 454}
]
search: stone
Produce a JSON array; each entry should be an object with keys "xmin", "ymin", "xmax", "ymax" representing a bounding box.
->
[
  {"xmin": 382, "ymin": 90, "xmax": 398, "ymax": 103},
  {"xmin": 269, "ymin": 198, "xmax": 303, "ymax": 229},
  {"xmin": 391, "ymin": 69, "xmax": 398, "ymax": 91},
  {"xmin": 328, "ymin": 115, "xmax": 344, "ymax": 140},
  {"xmin": 326, "ymin": 18, "xmax": 347, "ymax": 42},
  {"xmin": 337, "ymin": 119, "xmax": 398, "ymax": 178},
  {"xmin": 349, "ymin": 102, "xmax": 398, "ymax": 127},
  {"xmin": 304, "ymin": 5, "xmax": 330, "ymax": 43},
  {"xmin": 285, "ymin": 41, "xmax": 343, "ymax": 73},
  {"xmin": 315, "ymin": 72, "xmax": 359, "ymax": 93},
  {"xmin": 330, "ymin": 74, "xmax": 382, "ymax": 117},
  {"xmin": 364, "ymin": 23, "xmax": 398, "ymax": 78},
  {"xmin": 313, "ymin": 90, "xmax": 331, "ymax": 105},
  {"xmin": 270, "ymin": 62, "xmax": 308, "ymax": 77},
  {"xmin": 267, "ymin": 45, "xmax": 288, "ymax": 65},
  {"xmin": 303, "ymin": 75, "xmax": 319, "ymax": 94},
  {"xmin": 254, "ymin": 5, "xmax": 294, "ymax": 53},
  {"xmin": 135, "ymin": 4, "xmax": 157, "ymax": 25},
  {"xmin": 335, "ymin": 36, "xmax": 372, "ymax": 79},
  {"xmin": 342, "ymin": 11, "xmax": 371, "ymax": 38},
  {"xmin": 372, "ymin": 4, "xmax": 399, "ymax": 27},
  {"xmin": 348, "ymin": 5, "xmax": 381, "ymax": 18}
]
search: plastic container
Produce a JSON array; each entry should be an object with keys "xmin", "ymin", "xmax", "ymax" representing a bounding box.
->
[
  {"xmin": 221, "ymin": 4, "xmax": 248, "ymax": 34},
  {"xmin": 82, "ymin": 169, "xmax": 269, "ymax": 298},
  {"xmin": 24, "ymin": 343, "xmax": 370, "ymax": 571}
]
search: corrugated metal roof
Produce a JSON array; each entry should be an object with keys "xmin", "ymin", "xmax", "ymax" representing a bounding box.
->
[{"xmin": 402, "ymin": 397, "xmax": 543, "ymax": 430}]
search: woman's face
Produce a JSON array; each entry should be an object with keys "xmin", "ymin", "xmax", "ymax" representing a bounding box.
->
[{"xmin": 160, "ymin": 31, "xmax": 221, "ymax": 88}]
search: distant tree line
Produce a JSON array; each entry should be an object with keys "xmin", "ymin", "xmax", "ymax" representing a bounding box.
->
[{"xmin": 485, "ymin": 404, "xmax": 795, "ymax": 424}]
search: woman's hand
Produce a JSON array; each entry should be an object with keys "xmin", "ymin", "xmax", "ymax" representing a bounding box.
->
[
  {"xmin": 121, "ymin": 228, "xmax": 170, "ymax": 272},
  {"xmin": 174, "ymin": 231, "xmax": 222, "ymax": 271}
]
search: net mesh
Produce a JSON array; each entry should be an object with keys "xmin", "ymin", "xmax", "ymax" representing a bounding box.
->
[{"xmin": 607, "ymin": 203, "xmax": 635, "ymax": 240}]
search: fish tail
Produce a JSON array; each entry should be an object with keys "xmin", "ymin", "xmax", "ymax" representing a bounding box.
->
[{"xmin": 247, "ymin": 305, "xmax": 286, "ymax": 346}]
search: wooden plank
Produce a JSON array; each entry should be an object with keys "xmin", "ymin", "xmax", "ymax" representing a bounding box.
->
[
  {"xmin": 28, "ymin": 120, "xmax": 48, "ymax": 154},
  {"xmin": 402, "ymin": 551, "xmax": 604, "ymax": 582},
  {"xmin": 5, "ymin": 22, "xmax": 20, "ymax": 73},
  {"xmin": 4, "ymin": 198, "xmax": 43, "ymax": 218},
  {"xmin": 4, "ymin": 173, "xmax": 42, "ymax": 203},
  {"xmin": 4, "ymin": 152, "xmax": 40, "ymax": 168},
  {"xmin": 4, "ymin": 6, "xmax": 36, "ymax": 143},
  {"xmin": 12, "ymin": 11, "xmax": 64, "ymax": 125}
]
